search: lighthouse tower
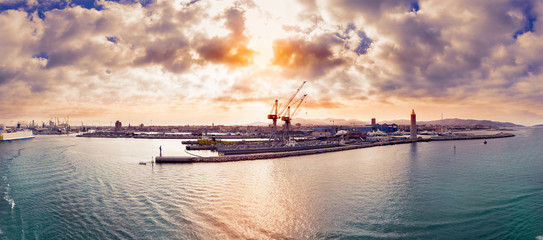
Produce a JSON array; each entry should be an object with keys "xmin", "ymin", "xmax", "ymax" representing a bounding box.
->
[{"xmin": 410, "ymin": 109, "xmax": 417, "ymax": 140}]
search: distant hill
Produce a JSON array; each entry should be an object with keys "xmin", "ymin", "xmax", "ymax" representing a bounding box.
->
[
  {"xmin": 252, "ymin": 118, "xmax": 523, "ymax": 127},
  {"xmin": 421, "ymin": 118, "xmax": 523, "ymax": 127},
  {"xmin": 534, "ymin": 124, "xmax": 543, "ymax": 127},
  {"xmin": 247, "ymin": 121, "xmax": 269, "ymax": 126},
  {"xmin": 379, "ymin": 118, "xmax": 523, "ymax": 127},
  {"xmin": 250, "ymin": 118, "xmax": 369, "ymax": 126},
  {"xmin": 380, "ymin": 119, "xmax": 410, "ymax": 125},
  {"xmin": 292, "ymin": 118, "xmax": 369, "ymax": 126}
]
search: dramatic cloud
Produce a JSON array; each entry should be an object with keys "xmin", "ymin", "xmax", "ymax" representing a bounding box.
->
[
  {"xmin": 1, "ymin": 0, "xmax": 543, "ymax": 125},
  {"xmin": 302, "ymin": 0, "xmax": 543, "ymax": 119},
  {"xmin": 271, "ymin": 34, "xmax": 346, "ymax": 78},
  {"xmin": 196, "ymin": 7, "xmax": 255, "ymax": 66}
]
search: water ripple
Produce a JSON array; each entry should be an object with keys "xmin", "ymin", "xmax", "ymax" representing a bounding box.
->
[{"xmin": 1, "ymin": 131, "xmax": 543, "ymax": 239}]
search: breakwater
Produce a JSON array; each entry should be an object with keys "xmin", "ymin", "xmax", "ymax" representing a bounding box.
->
[
  {"xmin": 156, "ymin": 132, "xmax": 515, "ymax": 163},
  {"xmin": 428, "ymin": 132, "xmax": 514, "ymax": 141},
  {"xmin": 156, "ymin": 144, "xmax": 369, "ymax": 163},
  {"xmin": 185, "ymin": 145, "xmax": 215, "ymax": 150}
]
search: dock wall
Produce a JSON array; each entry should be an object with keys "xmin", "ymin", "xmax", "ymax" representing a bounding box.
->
[{"xmin": 155, "ymin": 132, "xmax": 515, "ymax": 164}]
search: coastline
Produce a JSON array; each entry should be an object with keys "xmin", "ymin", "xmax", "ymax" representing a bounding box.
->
[
  {"xmin": 155, "ymin": 132, "xmax": 515, "ymax": 163},
  {"xmin": 77, "ymin": 132, "xmax": 266, "ymax": 139}
]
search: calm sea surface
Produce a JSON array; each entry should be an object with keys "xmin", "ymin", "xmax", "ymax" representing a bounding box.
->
[{"xmin": 1, "ymin": 128, "xmax": 543, "ymax": 239}]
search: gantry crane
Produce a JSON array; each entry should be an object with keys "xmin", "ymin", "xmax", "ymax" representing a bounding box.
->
[{"xmin": 267, "ymin": 81, "xmax": 306, "ymax": 141}]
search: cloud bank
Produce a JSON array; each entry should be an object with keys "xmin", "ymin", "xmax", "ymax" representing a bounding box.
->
[{"xmin": 0, "ymin": 0, "xmax": 542, "ymax": 125}]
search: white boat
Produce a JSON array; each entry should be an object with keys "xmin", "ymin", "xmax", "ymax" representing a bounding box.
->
[
  {"xmin": 367, "ymin": 130, "xmax": 387, "ymax": 136},
  {"xmin": 0, "ymin": 130, "xmax": 35, "ymax": 141}
]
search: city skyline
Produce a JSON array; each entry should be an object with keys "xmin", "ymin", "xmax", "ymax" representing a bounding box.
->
[{"xmin": 1, "ymin": 0, "xmax": 542, "ymax": 126}]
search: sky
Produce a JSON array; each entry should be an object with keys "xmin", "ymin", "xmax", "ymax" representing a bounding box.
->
[{"xmin": 0, "ymin": 0, "xmax": 542, "ymax": 126}]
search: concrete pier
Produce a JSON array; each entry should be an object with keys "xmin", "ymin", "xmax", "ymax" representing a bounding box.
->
[
  {"xmin": 428, "ymin": 132, "xmax": 514, "ymax": 141},
  {"xmin": 155, "ymin": 132, "xmax": 515, "ymax": 164},
  {"xmin": 156, "ymin": 144, "xmax": 369, "ymax": 163}
]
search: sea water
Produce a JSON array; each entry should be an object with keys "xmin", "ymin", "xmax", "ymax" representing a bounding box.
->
[{"xmin": 1, "ymin": 128, "xmax": 543, "ymax": 239}]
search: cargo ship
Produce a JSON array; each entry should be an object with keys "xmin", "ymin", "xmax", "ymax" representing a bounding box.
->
[{"xmin": 0, "ymin": 130, "xmax": 35, "ymax": 141}]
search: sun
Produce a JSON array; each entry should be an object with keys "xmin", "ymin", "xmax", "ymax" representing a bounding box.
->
[{"xmin": 244, "ymin": 0, "xmax": 306, "ymax": 67}]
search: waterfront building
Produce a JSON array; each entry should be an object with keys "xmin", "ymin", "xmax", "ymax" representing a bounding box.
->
[
  {"xmin": 352, "ymin": 126, "xmax": 374, "ymax": 133},
  {"xmin": 312, "ymin": 123, "xmax": 399, "ymax": 138},
  {"xmin": 382, "ymin": 123, "xmax": 389, "ymax": 132},
  {"xmin": 351, "ymin": 124, "xmax": 398, "ymax": 133},
  {"xmin": 371, "ymin": 118, "xmax": 376, "ymax": 125},
  {"xmin": 115, "ymin": 120, "xmax": 122, "ymax": 131},
  {"xmin": 312, "ymin": 126, "xmax": 337, "ymax": 137},
  {"xmin": 410, "ymin": 109, "xmax": 417, "ymax": 140},
  {"xmin": 311, "ymin": 131, "xmax": 333, "ymax": 138}
]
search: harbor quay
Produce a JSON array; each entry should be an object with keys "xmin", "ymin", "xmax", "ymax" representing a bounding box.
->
[
  {"xmin": 155, "ymin": 132, "xmax": 515, "ymax": 164},
  {"xmin": 157, "ymin": 144, "xmax": 367, "ymax": 163}
]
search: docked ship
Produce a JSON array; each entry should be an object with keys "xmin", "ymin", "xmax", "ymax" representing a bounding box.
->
[{"xmin": 0, "ymin": 130, "xmax": 35, "ymax": 141}]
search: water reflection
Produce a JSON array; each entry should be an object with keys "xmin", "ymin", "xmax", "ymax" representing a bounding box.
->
[
  {"xmin": 180, "ymin": 158, "xmax": 337, "ymax": 238},
  {"xmin": 409, "ymin": 142, "xmax": 418, "ymax": 159},
  {"xmin": 4, "ymin": 132, "xmax": 543, "ymax": 239},
  {"xmin": 201, "ymin": 146, "xmax": 421, "ymax": 238}
]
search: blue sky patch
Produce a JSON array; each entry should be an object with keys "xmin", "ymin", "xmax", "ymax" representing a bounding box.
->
[
  {"xmin": 410, "ymin": 1, "xmax": 420, "ymax": 13},
  {"xmin": 335, "ymin": 24, "xmax": 357, "ymax": 40},
  {"xmin": 186, "ymin": 0, "xmax": 201, "ymax": 7},
  {"xmin": 355, "ymin": 31, "xmax": 372, "ymax": 55},
  {"xmin": 336, "ymin": 24, "xmax": 373, "ymax": 55},
  {"xmin": 32, "ymin": 52, "xmax": 48, "ymax": 59},
  {"xmin": 513, "ymin": 1, "xmax": 537, "ymax": 39},
  {"xmin": 106, "ymin": 36, "xmax": 119, "ymax": 44},
  {"xmin": 0, "ymin": 0, "xmax": 154, "ymax": 19}
]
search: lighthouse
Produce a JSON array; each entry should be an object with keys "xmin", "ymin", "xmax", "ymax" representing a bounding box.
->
[{"xmin": 410, "ymin": 109, "xmax": 417, "ymax": 140}]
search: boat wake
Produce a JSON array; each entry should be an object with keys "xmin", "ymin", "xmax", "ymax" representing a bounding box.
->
[
  {"xmin": 2, "ymin": 149, "xmax": 22, "ymax": 210},
  {"xmin": 536, "ymin": 235, "xmax": 543, "ymax": 240},
  {"xmin": 2, "ymin": 176, "xmax": 15, "ymax": 209},
  {"xmin": 6, "ymin": 148, "xmax": 24, "ymax": 161}
]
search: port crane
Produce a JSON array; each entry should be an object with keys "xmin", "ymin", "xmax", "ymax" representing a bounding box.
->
[
  {"xmin": 267, "ymin": 81, "xmax": 306, "ymax": 141},
  {"xmin": 281, "ymin": 94, "xmax": 307, "ymax": 141},
  {"xmin": 267, "ymin": 99, "xmax": 279, "ymax": 141}
]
